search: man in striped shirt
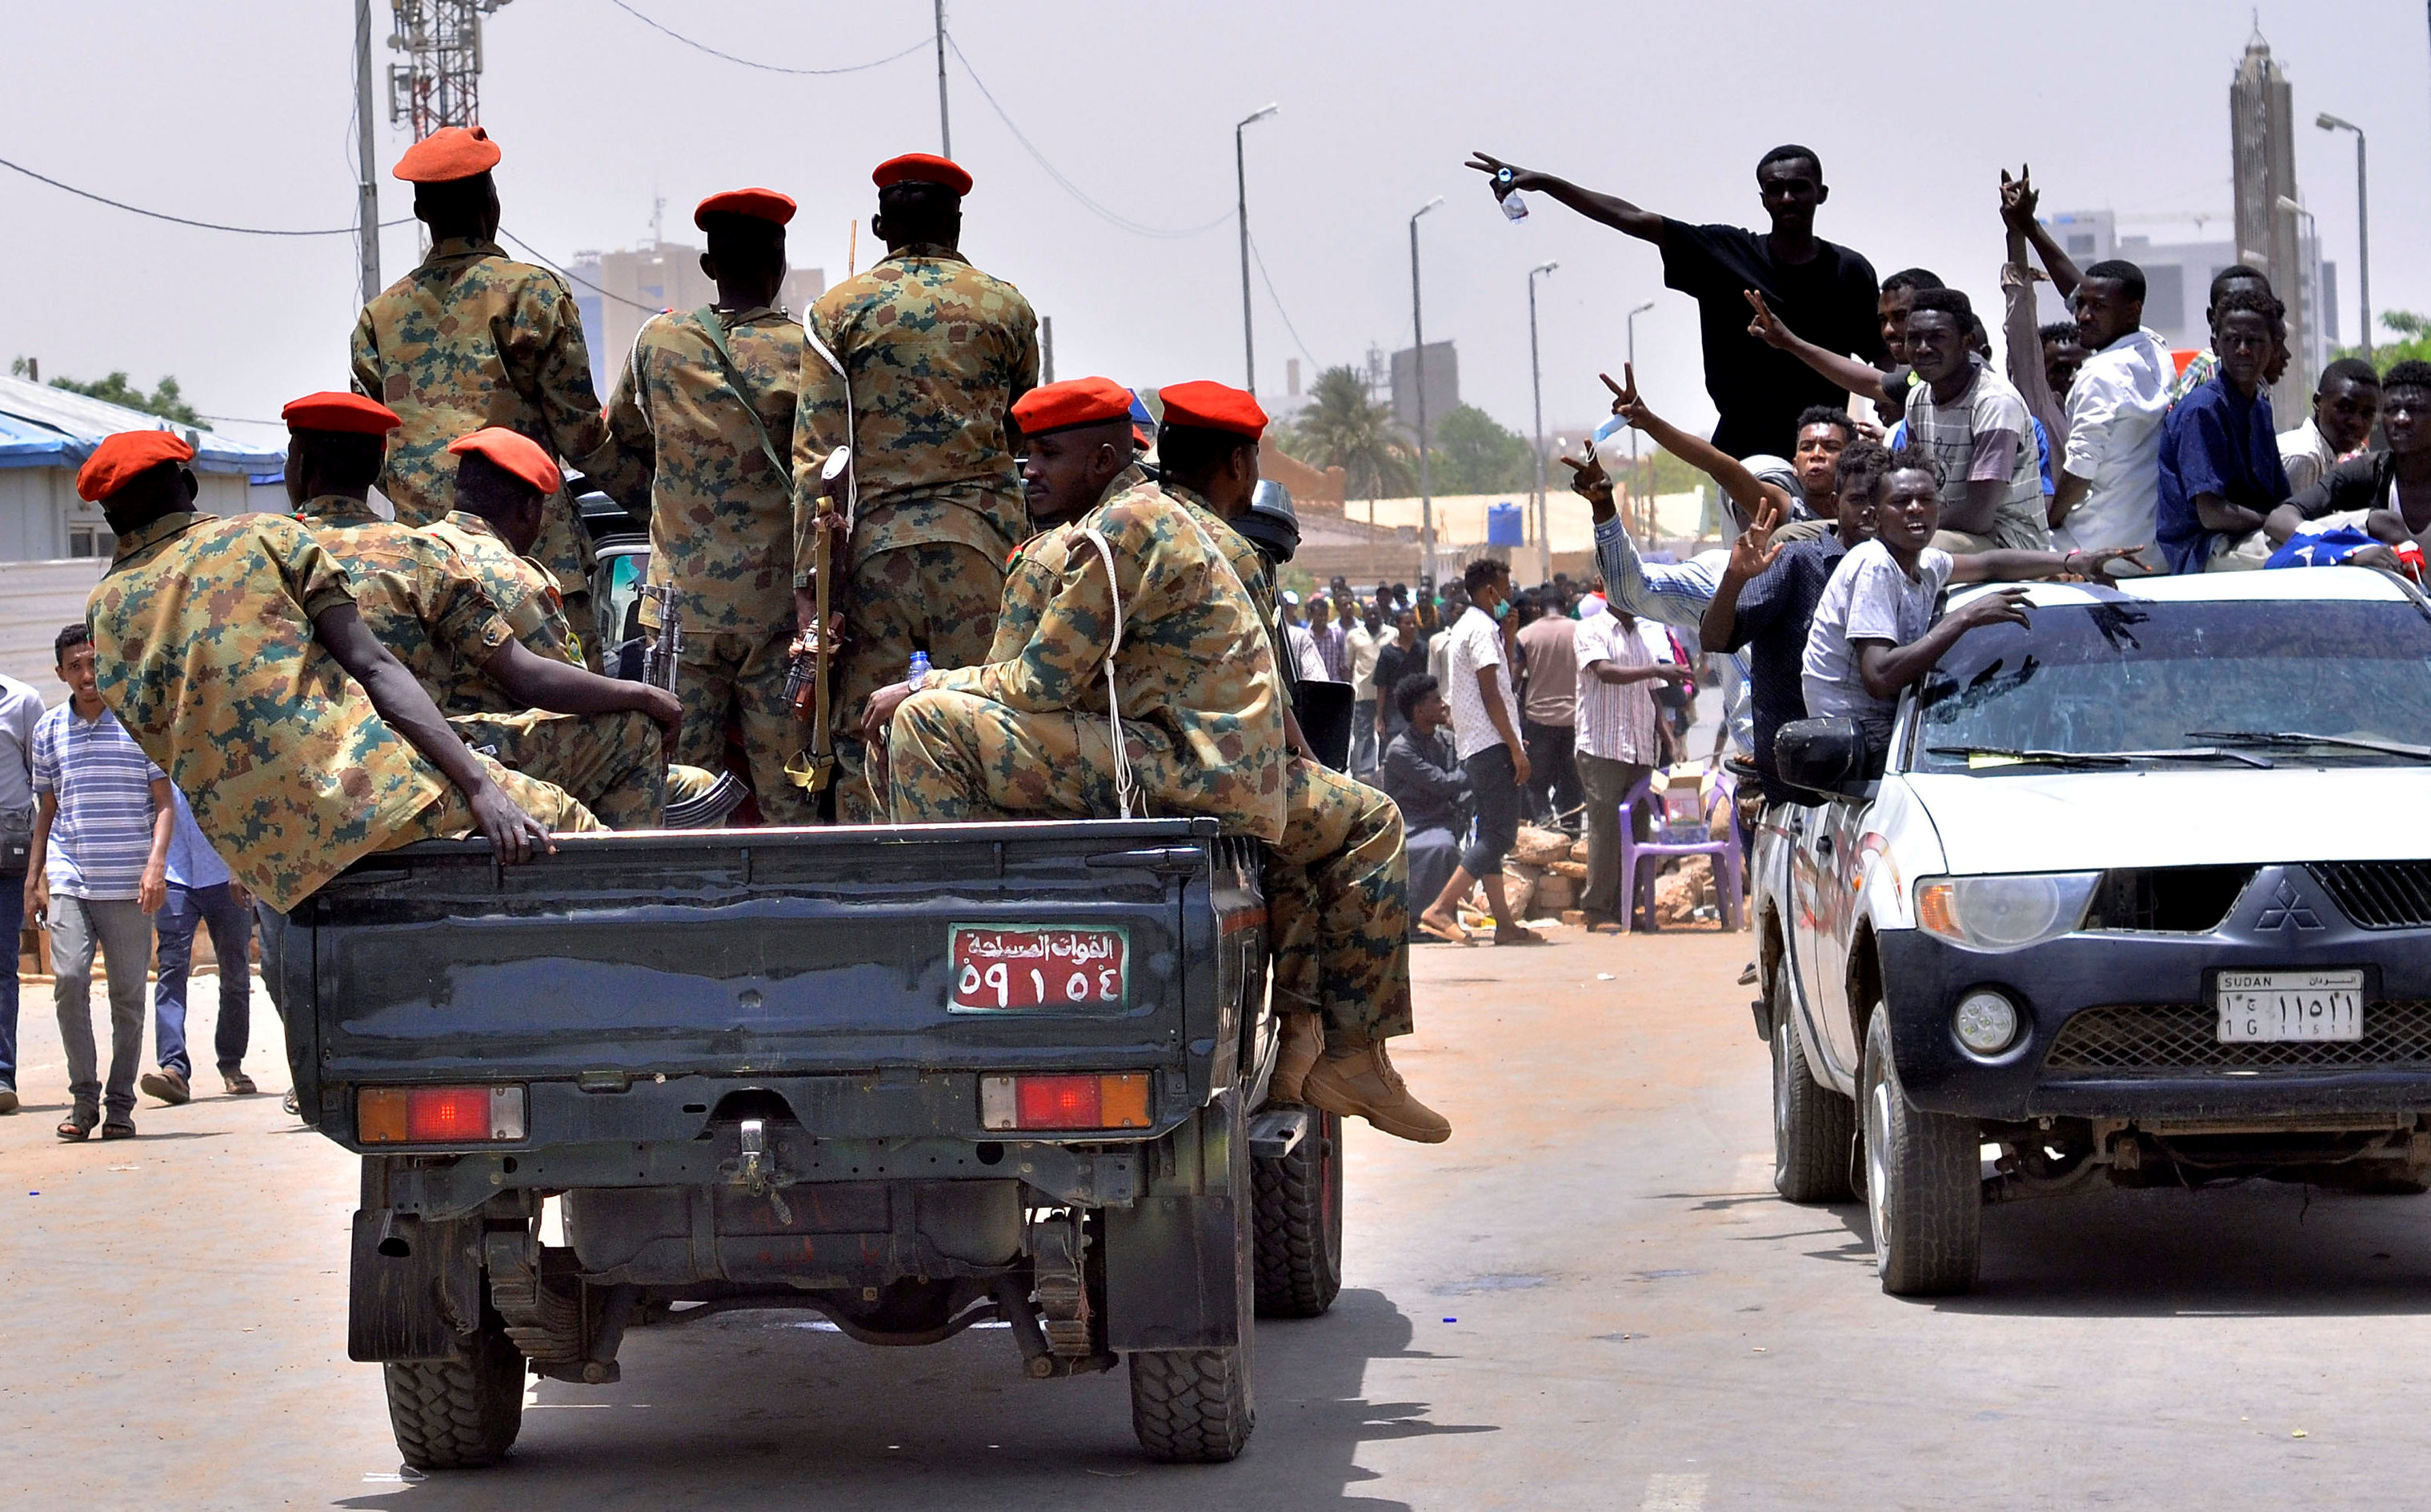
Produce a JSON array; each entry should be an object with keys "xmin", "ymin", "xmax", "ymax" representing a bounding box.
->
[{"xmin": 29, "ymin": 623, "xmax": 174, "ymax": 1140}]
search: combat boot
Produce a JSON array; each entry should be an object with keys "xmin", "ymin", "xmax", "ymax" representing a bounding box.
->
[
  {"xmin": 1300, "ymin": 1039, "xmax": 1452, "ymax": 1144},
  {"xmin": 1271, "ymin": 1011, "xmax": 1324, "ymax": 1103}
]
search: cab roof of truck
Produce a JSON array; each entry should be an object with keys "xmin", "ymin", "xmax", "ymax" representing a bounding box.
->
[{"xmin": 1948, "ymin": 563, "xmax": 2421, "ymax": 610}]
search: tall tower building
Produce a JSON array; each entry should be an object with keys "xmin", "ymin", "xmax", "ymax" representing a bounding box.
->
[{"xmin": 2230, "ymin": 28, "xmax": 2312, "ymax": 417}]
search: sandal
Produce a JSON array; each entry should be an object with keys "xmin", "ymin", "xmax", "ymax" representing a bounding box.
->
[
  {"xmin": 100, "ymin": 1119, "xmax": 137, "ymax": 1140},
  {"xmin": 57, "ymin": 1118, "xmax": 92, "ymax": 1142},
  {"xmin": 1492, "ymin": 926, "xmax": 1548, "ymax": 946},
  {"xmin": 1415, "ymin": 920, "xmax": 1472, "ymax": 946}
]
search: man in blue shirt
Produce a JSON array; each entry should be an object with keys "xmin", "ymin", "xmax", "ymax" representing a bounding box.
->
[
  {"xmin": 2157, "ymin": 290, "xmax": 2293, "ymax": 574},
  {"xmin": 144, "ymin": 788, "xmax": 256, "ymax": 1106}
]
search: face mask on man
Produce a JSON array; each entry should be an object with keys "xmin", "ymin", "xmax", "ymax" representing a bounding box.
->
[{"xmin": 1492, "ymin": 599, "xmax": 1512, "ymax": 622}]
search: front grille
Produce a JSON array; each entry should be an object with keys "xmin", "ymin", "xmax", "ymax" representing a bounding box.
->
[
  {"xmin": 2311, "ymin": 862, "xmax": 2431, "ymax": 930},
  {"xmin": 2044, "ymin": 1001, "xmax": 2431, "ymax": 1074}
]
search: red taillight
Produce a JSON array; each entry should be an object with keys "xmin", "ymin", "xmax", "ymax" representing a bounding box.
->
[
  {"xmin": 979, "ymin": 1073, "xmax": 1152, "ymax": 1132},
  {"xmin": 358, "ymin": 1086, "xmax": 527, "ymax": 1144}
]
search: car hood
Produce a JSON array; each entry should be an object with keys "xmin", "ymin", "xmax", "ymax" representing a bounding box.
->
[{"xmin": 1904, "ymin": 766, "xmax": 2431, "ymax": 874}]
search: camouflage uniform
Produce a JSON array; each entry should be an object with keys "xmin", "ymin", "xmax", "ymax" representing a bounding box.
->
[
  {"xmin": 887, "ymin": 474, "xmax": 1286, "ymax": 839},
  {"xmin": 426, "ymin": 510, "xmax": 580, "ymax": 665},
  {"xmin": 606, "ymin": 305, "xmax": 812, "ymax": 823},
  {"xmin": 86, "ymin": 509, "xmax": 597, "ymax": 914},
  {"xmin": 350, "ymin": 236, "xmax": 646, "ymax": 602},
  {"xmin": 1167, "ymin": 484, "xmax": 1416, "ymax": 1049},
  {"xmin": 296, "ymin": 495, "xmax": 669, "ymax": 829},
  {"xmin": 793, "ymin": 243, "xmax": 1039, "ymax": 821}
]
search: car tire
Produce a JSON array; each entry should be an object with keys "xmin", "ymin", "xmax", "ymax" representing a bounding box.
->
[
  {"xmin": 1253, "ymin": 1108, "xmax": 1344, "ymax": 1318},
  {"xmin": 1772, "ymin": 965, "xmax": 1856, "ymax": 1204},
  {"xmin": 1131, "ymin": 1090, "xmax": 1256, "ymax": 1462},
  {"xmin": 384, "ymin": 1322, "xmax": 527, "ymax": 1470},
  {"xmin": 1861, "ymin": 1006, "xmax": 1982, "ymax": 1296}
]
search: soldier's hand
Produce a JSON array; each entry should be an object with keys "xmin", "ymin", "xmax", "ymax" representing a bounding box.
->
[
  {"xmin": 862, "ymin": 682, "xmax": 915, "ymax": 750},
  {"xmin": 636, "ymin": 685, "xmax": 682, "ymax": 735},
  {"xmin": 467, "ymin": 780, "xmax": 555, "ymax": 865}
]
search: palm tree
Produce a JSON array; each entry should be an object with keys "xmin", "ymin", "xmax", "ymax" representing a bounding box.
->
[{"xmin": 1279, "ymin": 365, "xmax": 1415, "ymax": 506}]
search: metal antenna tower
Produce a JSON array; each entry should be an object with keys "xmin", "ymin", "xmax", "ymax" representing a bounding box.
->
[{"xmin": 387, "ymin": 0, "xmax": 514, "ymax": 137}]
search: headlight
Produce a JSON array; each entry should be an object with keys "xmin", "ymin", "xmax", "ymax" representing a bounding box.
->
[
  {"xmin": 1952, "ymin": 990, "xmax": 2020, "ymax": 1055},
  {"xmin": 1915, "ymin": 873, "xmax": 2099, "ymax": 952}
]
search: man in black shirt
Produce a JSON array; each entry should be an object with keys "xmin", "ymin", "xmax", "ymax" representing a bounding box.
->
[
  {"xmin": 1466, "ymin": 144, "xmax": 1886, "ymax": 459},
  {"xmin": 1375, "ymin": 675, "xmax": 1470, "ymax": 942}
]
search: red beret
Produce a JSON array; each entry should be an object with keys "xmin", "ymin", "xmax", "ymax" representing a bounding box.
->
[
  {"xmin": 281, "ymin": 391, "xmax": 402, "ymax": 437},
  {"xmin": 76, "ymin": 430, "xmax": 194, "ymax": 503},
  {"xmin": 1011, "ymin": 377, "xmax": 1136, "ymax": 437},
  {"xmin": 695, "ymin": 188, "xmax": 796, "ymax": 230},
  {"xmin": 1157, "ymin": 381, "xmax": 1268, "ymax": 441},
  {"xmin": 393, "ymin": 126, "xmax": 501, "ymax": 185},
  {"xmin": 872, "ymin": 153, "xmax": 971, "ymax": 197},
  {"xmin": 447, "ymin": 428, "xmax": 561, "ymax": 497}
]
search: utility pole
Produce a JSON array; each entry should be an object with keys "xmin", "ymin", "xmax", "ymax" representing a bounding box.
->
[
  {"xmin": 1409, "ymin": 196, "xmax": 1444, "ymax": 583},
  {"xmin": 1528, "ymin": 261, "xmax": 1558, "ymax": 586},
  {"xmin": 2317, "ymin": 113, "xmax": 2369, "ymax": 359},
  {"xmin": 354, "ymin": 0, "xmax": 382, "ymax": 305},
  {"xmin": 1626, "ymin": 301, "xmax": 1654, "ymax": 538},
  {"xmin": 1235, "ymin": 105, "xmax": 1280, "ymax": 394},
  {"xmin": 934, "ymin": 0, "xmax": 951, "ymax": 158}
]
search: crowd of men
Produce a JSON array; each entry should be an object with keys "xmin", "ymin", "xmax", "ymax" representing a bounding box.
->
[{"xmin": 37, "ymin": 128, "xmax": 1457, "ymax": 1146}]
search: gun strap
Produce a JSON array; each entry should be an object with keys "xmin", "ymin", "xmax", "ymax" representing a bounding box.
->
[
  {"xmin": 799, "ymin": 318, "xmax": 859, "ymax": 530},
  {"xmin": 691, "ymin": 306, "xmax": 791, "ymax": 484}
]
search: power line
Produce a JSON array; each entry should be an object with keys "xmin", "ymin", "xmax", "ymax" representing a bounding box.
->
[
  {"xmin": 496, "ymin": 228, "xmax": 664, "ymax": 314},
  {"xmin": 1246, "ymin": 230, "xmax": 1318, "ymax": 373},
  {"xmin": 0, "ymin": 154, "xmax": 414, "ymax": 238},
  {"xmin": 603, "ymin": 0, "xmax": 935, "ymax": 75},
  {"xmin": 944, "ymin": 34, "xmax": 1232, "ymax": 241}
]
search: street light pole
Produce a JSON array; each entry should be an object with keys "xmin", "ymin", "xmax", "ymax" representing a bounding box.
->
[
  {"xmin": 2317, "ymin": 113, "xmax": 2369, "ymax": 359},
  {"xmin": 1410, "ymin": 195, "xmax": 1445, "ymax": 584},
  {"xmin": 933, "ymin": 0, "xmax": 951, "ymax": 157},
  {"xmin": 1528, "ymin": 261, "xmax": 1559, "ymax": 586},
  {"xmin": 1235, "ymin": 104, "xmax": 1280, "ymax": 394},
  {"xmin": 353, "ymin": 0, "xmax": 381, "ymax": 306},
  {"xmin": 1625, "ymin": 301, "xmax": 1655, "ymax": 538}
]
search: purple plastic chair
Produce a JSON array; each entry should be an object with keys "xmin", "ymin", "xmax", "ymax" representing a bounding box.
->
[{"xmin": 1616, "ymin": 770, "xmax": 1744, "ymax": 933}]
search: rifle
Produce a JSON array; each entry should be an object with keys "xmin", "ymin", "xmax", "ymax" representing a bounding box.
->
[
  {"xmin": 640, "ymin": 584, "xmax": 682, "ymax": 695},
  {"xmin": 785, "ymin": 445, "xmax": 852, "ymax": 794}
]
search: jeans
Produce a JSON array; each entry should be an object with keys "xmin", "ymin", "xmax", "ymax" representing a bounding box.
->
[
  {"xmin": 0, "ymin": 876, "xmax": 21, "ymax": 1090},
  {"xmin": 1521, "ymin": 719, "xmax": 1580, "ymax": 826},
  {"xmin": 51, "ymin": 894, "xmax": 153, "ymax": 1122},
  {"xmin": 1350, "ymin": 700, "xmax": 1379, "ymax": 774},
  {"xmin": 154, "ymin": 882, "xmax": 253, "ymax": 1079},
  {"xmin": 1458, "ymin": 745, "xmax": 1523, "ymax": 878},
  {"xmin": 1576, "ymin": 752, "xmax": 1652, "ymax": 922}
]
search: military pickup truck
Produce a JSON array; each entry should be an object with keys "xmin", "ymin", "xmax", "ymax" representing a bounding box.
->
[{"xmin": 278, "ymin": 810, "xmax": 1339, "ymax": 1468}]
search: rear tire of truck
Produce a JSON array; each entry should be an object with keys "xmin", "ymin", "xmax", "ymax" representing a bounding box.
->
[
  {"xmin": 1131, "ymin": 1090, "xmax": 1256, "ymax": 1463},
  {"xmin": 383, "ymin": 1324, "xmax": 527, "ymax": 1470},
  {"xmin": 1860, "ymin": 1006, "xmax": 1981, "ymax": 1297},
  {"xmin": 1254, "ymin": 1109, "xmax": 1344, "ymax": 1318},
  {"xmin": 1771, "ymin": 966, "xmax": 1856, "ymax": 1204}
]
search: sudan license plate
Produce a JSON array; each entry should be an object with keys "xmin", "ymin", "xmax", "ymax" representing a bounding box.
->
[
  {"xmin": 2216, "ymin": 970, "xmax": 2365, "ymax": 1042},
  {"xmin": 950, "ymin": 925, "xmax": 1131, "ymax": 1012}
]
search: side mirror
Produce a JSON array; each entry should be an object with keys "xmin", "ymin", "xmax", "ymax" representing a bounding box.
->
[{"xmin": 1773, "ymin": 716, "xmax": 1872, "ymax": 804}]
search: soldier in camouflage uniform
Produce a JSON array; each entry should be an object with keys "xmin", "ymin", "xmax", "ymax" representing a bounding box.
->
[
  {"xmin": 606, "ymin": 190, "xmax": 813, "ymax": 823},
  {"xmin": 1148, "ymin": 383, "xmax": 1446, "ymax": 1143},
  {"xmin": 792, "ymin": 153, "xmax": 1039, "ymax": 821},
  {"xmin": 426, "ymin": 507, "xmax": 579, "ymax": 666},
  {"xmin": 349, "ymin": 126, "xmax": 644, "ymax": 662},
  {"xmin": 75, "ymin": 431, "xmax": 591, "ymax": 918},
  {"xmin": 282, "ymin": 402, "xmax": 682, "ymax": 830}
]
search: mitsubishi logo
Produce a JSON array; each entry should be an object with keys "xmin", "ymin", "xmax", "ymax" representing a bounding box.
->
[{"xmin": 2254, "ymin": 881, "xmax": 2323, "ymax": 932}]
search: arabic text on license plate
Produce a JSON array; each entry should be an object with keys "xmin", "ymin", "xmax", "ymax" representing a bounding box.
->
[
  {"xmin": 950, "ymin": 926, "xmax": 1130, "ymax": 1012},
  {"xmin": 2216, "ymin": 970, "xmax": 2365, "ymax": 1042}
]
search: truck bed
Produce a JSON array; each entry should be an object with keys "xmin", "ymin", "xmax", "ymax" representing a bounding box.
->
[{"xmin": 277, "ymin": 818, "xmax": 1267, "ymax": 1152}]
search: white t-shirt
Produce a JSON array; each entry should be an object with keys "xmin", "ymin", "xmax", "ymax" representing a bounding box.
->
[
  {"xmin": 2057, "ymin": 326, "xmax": 2173, "ymax": 554},
  {"xmin": 1905, "ymin": 361, "xmax": 2043, "ymax": 522},
  {"xmin": 1443, "ymin": 606, "xmax": 1523, "ymax": 761},
  {"xmin": 1801, "ymin": 538, "xmax": 1956, "ymax": 744}
]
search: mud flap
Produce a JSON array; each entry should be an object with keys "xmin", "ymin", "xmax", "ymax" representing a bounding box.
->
[
  {"xmin": 348, "ymin": 1210, "xmax": 483, "ymax": 1362},
  {"xmin": 1103, "ymin": 1091, "xmax": 1246, "ymax": 1350}
]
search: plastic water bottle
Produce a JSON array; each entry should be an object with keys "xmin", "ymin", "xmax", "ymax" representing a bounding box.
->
[
  {"xmin": 906, "ymin": 650, "xmax": 931, "ymax": 690},
  {"xmin": 1494, "ymin": 167, "xmax": 1528, "ymax": 222}
]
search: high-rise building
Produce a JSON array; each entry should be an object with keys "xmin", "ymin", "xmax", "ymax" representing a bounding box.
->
[
  {"xmin": 2231, "ymin": 27, "xmax": 2313, "ymax": 417},
  {"xmin": 1390, "ymin": 340, "xmax": 1458, "ymax": 443},
  {"xmin": 2033, "ymin": 208, "xmax": 2333, "ymax": 371},
  {"xmin": 569, "ymin": 244, "xmax": 825, "ymax": 398}
]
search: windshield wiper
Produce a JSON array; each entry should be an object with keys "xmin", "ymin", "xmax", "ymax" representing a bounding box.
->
[
  {"xmin": 2187, "ymin": 730, "xmax": 2431, "ymax": 762},
  {"xmin": 1928, "ymin": 745, "xmax": 2275, "ymax": 770}
]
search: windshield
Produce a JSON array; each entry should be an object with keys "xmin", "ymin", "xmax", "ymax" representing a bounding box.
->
[{"xmin": 1912, "ymin": 596, "xmax": 2431, "ymax": 771}]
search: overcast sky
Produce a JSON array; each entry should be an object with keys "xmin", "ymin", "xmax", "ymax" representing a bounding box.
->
[{"xmin": 2, "ymin": 0, "xmax": 2425, "ymax": 449}]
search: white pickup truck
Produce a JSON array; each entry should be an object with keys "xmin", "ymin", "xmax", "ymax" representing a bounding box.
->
[{"xmin": 1752, "ymin": 566, "xmax": 2431, "ymax": 1295}]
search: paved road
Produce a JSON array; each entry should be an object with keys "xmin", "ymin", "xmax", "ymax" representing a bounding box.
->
[{"xmin": 8, "ymin": 926, "xmax": 2431, "ymax": 1510}]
